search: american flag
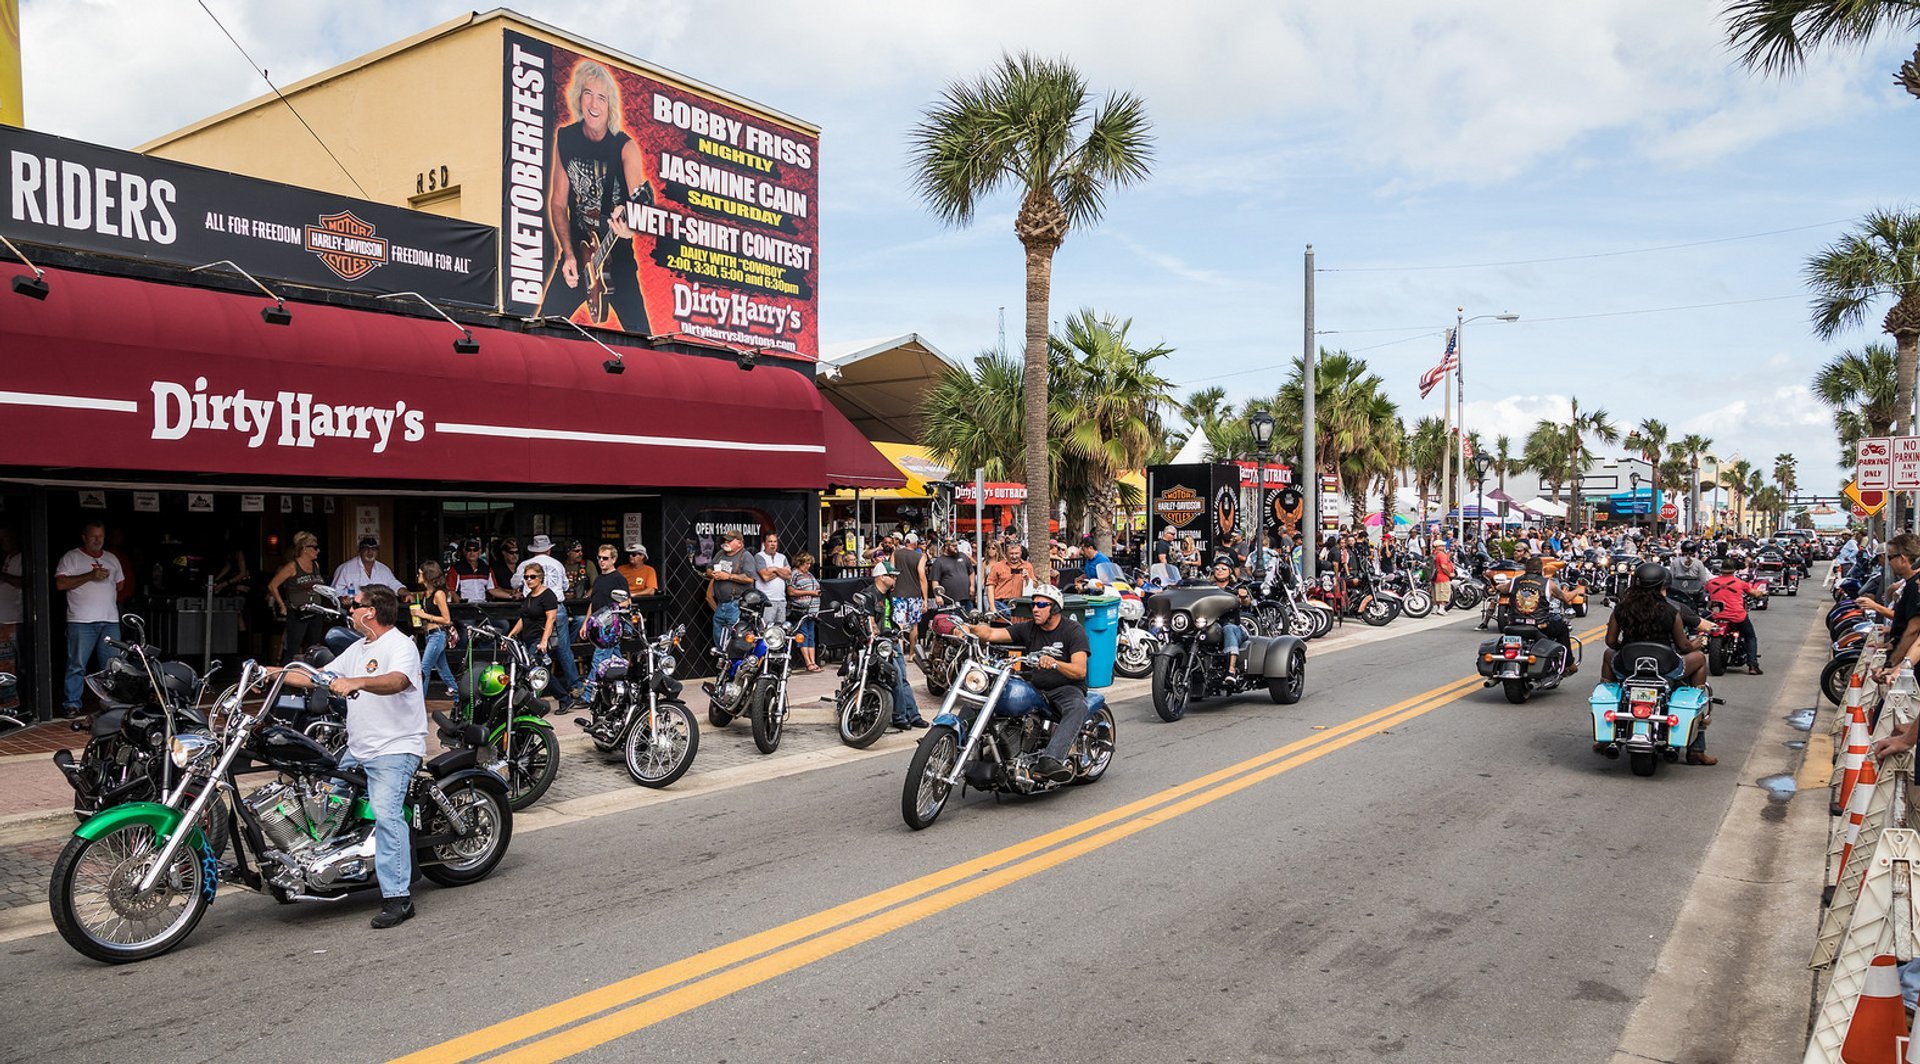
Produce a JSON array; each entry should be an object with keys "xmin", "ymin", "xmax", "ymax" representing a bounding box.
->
[{"xmin": 1418, "ymin": 329, "xmax": 1459, "ymax": 399}]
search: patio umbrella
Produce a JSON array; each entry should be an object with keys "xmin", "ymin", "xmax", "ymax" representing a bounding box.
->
[{"xmin": 1365, "ymin": 511, "xmax": 1411, "ymax": 529}]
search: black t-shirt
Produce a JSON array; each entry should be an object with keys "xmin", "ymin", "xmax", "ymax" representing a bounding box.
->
[
  {"xmin": 587, "ymin": 571, "xmax": 628, "ymax": 613},
  {"xmin": 1890, "ymin": 579, "xmax": 1920, "ymax": 648},
  {"xmin": 1618, "ymin": 600, "xmax": 1679, "ymax": 645},
  {"xmin": 1008, "ymin": 618, "xmax": 1091, "ymax": 691},
  {"xmin": 1152, "ymin": 538, "xmax": 1174, "ymax": 566},
  {"xmin": 518, "ymin": 588, "xmax": 559, "ymax": 629},
  {"xmin": 928, "ymin": 555, "xmax": 971, "ymax": 603},
  {"xmin": 556, "ymin": 123, "xmax": 632, "ymax": 246}
]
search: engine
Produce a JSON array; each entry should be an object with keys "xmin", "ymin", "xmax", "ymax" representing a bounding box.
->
[{"xmin": 243, "ymin": 779, "xmax": 354, "ymax": 856}]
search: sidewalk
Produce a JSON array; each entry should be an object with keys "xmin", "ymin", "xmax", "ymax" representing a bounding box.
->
[{"xmin": 0, "ymin": 604, "xmax": 1451, "ymax": 936}]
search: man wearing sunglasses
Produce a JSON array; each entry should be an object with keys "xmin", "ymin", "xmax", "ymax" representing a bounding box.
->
[
  {"xmin": 968, "ymin": 584, "xmax": 1090, "ymax": 783},
  {"xmin": 274, "ymin": 584, "xmax": 426, "ymax": 929}
]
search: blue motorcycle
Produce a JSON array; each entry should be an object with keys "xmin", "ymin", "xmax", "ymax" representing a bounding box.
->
[
  {"xmin": 902, "ymin": 628, "xmax": 1117, "ymax": 830},
  {"xmin": 1587, "ymin": 641, "xmax": 1709, "ymax": 777}
]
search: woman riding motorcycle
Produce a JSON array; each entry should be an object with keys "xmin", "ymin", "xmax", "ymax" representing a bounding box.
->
[{"xmin": 1603, "ymin": 561, "xmax": 1715, "ymax": 766}]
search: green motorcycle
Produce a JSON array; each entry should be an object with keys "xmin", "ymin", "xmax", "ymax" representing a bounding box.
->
[{"xmin": 453, "ymin": 624, "xmax": 560, "ymax": 811}]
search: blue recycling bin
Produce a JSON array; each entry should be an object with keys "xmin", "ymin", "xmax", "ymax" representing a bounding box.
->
[{"xmin": 1070, "ymin": 591, "xmax": 1122, "ymax": 689}]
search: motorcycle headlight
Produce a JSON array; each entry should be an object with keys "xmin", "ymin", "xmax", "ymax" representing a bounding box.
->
[
  {"xmin": 877, "ymin": 641, "xmax": 895, "ymax": 658},
  {"xmin": 763, "ymin": 628, "xmax": 788, "ymax": 651},
  {"xmin": 168, "ymin": 733, "xmax": 216, "ymax": 768},
  {"xmin": 961, "ymin": 669, "xmax": 991, "ymax": 696},
  {"xmin": 656, "ymin": 650, "xmax": 676, "ymax": 676},
  {"xmin": 1119, "ymin": 598, "xmax": 1144, "ymax": 621},
  {"xmin": 527, "ymin": 666, "xmax": 551, "ymax": 692},
  {"xmin": 1170, "ymin": 611, "xmax": 1192, "ymax": 633}
]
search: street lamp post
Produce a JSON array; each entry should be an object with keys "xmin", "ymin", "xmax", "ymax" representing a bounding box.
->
[
  {"xmin": 1452, "ymin": 309, "xmax": 1520, "ymax": 546},
  {"xmin": 1250, "ymin": 410, "xmax": 1275, "ymax": 583},
  {"xmin": 1472, "ymin": 453, "xmax": 1494, "ymax": 544},
  {"xmin": 1629, "ymin": 470, "xmax": 1642, "ymax": 531}
]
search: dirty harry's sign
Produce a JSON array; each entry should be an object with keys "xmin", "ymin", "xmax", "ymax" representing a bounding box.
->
[{"xmin": 0, "ymin": 125, "xmax": 498, "ymax": 305}]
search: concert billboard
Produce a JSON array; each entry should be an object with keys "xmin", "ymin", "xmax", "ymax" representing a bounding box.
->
[{"xmin": 501, "ymin": 30, "xmax": 820, "ymax": 360}]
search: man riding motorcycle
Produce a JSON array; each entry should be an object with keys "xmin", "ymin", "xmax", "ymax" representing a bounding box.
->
[
  {"xmin": 1704, "ymin": 557, "xmax": 1763, "ymax": 676},
  {"xmin": 1668, "ymin": 540, "xmax": 1711, "ymax": 606},
  {"xmin": 1204, "ymin": 558, "xmax": 1253, "ymax": 679},
  {"xmin": 1504, "ymin": 557, "xmax": 1583, "ymax": 674},
  {"xmin": 967, "ymin": 584, "xmax": 1090, "ymax": 783}
]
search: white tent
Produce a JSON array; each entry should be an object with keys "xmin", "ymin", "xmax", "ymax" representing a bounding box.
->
[
  {"xmin": 1520, "ymin": 497, "xmax": 1568, "ymax": 518},
  {"xmin": 1169, "ymin": 430, "xmax": 1211, "ymax": 466}
]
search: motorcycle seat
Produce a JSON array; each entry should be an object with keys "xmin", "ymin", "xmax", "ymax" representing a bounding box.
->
[
  {"xmin": 1501, "ymin": 624, "xmax": 1543, "ymax": 638},
  {"xmin": 90, "ymin": 708, "xmax": 127, "ymax": 739},
  {"xmin": 1615, "ymin": 641, "xmax": 1682, "ymax": 679},
  {"xmin": 156, "ymin": 661, "xmax": 197, "ymax": 695}
]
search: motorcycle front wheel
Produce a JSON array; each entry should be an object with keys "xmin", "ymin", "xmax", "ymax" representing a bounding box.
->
[
  {"xmin": 1115, "ymin": 634, "xmax": 1155, "ymax": 679},
  {"xmin": 51, "ymin": 822, "xmax": 211, "ymax": 964},
  {"xmin": 418, "ymin": 777, "xmax": 512, "ymax": 886},
  {"xmin": 1363, "ymin": 599, "xmax": 1397, "ymax": 627},
  {"xmin": 625, "ymin": 702, "xmax": 699, "ymax": 788},
  {"xmin": 499, "ymin": 722, "xmax": 558, "ymax": 811},
  {"xmin": 838, "ymin": 682, "xmax": 892, "ymax": 749},
  {"xmin": 1152, "ymin": 650, "xmax": 1192, "ymax": 722},
  {"xmin": 1310, "ymin": 606, "xmax": 1334, "ymax": 639},
  {"xmin": 1821, "ymin": 652, "xmax": 1860, "ymax": 707},
  {"xmin": 1401, "ymin": 591, "xmax": 1433, "ymax": 619},
  {"xmin": 902, "ymin": 725, "xmax": 960, "ymax": 830},
  {"xmin": 749, "ymin": 679, "xmax": 784, "ymax": 755}
]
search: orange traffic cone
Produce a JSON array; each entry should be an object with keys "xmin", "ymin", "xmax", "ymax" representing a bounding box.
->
[
  {"xmin": 1840, "ymin": 674, "xmax": 1870, "ymax": 814},
  {"xmin": 1842, "ymin": 954, "xmax": 1907, "ymax": 1063},
  {"xmin": 1837, "ymin": 759, "xmax": 1882, "ymax": 891}
]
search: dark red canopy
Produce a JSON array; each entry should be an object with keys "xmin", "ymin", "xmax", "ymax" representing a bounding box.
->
[{"xmin": 0, "ymin": 267, "xmax": 825, "ymax": 489}]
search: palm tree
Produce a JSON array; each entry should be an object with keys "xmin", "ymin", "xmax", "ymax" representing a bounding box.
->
[
  {"xmin": 1812, "ymin": 342, "xmax": 1901, "ymax": 466},
  {"xmin": 1274, "ymin": 349, "xmax": 1401, "ymax": 525},
  {"xmin": 1522, "ymin": 422, "xmax": 1573, "ymax": 504},
  {"xmin": 919, "ymin": 351, "xmax": 1029, "ymax": 481},
  {"xmin": 1660, "ymin": 445, "xmax": 1695, "ymax": 519},
  {"xmin": 1051, "ymin": 310, "xmax": 1173, "ymax": 550},
  {"xmin": 1172, "ymin": 386, "xmax": 1228, "ymax": 454},
  {"xmin": 1723, "ymin": 458, "xmax": 1755, "ymax": 532},
  {"xmin": 1676, "ymin": 433, "xmax": 1714, "ymax": 532},
  {"xmin": 1806, "ymin": 210, "xmax": 1920, "ymax": 435},
  {"xmin": 1407, "ymin": 416, "xmax": 1449, "ymax": 528},
  {"xmin": 1565, "ymin": 398, "xmax": 1621, "ymax": 487},
  {"xmin": 1492, "ymin": 434, "xmax": 1521, "ymax": 521},
  {"xmin": 1773, "ymin": 453, "xmax": 1800, "ymax": 497},
  {"xmin": 910, "ymin": 53, "xmax": 1154, "ymax": 563},
  {"xmin": 1624, "ymin": 417, "xmax": 1671, "ymax": 526},
  {"xmin": 1723, "ymin": 2, "xmax": 1920, "ymax": 81}
]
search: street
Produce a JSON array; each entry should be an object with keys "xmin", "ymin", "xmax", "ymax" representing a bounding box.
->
[{"xmin": 0, "ymin": 591, "xmax": 1821, "ymax": 1063}]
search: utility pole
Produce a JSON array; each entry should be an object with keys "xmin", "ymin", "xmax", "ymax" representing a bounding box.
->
[{"xmin": 1302, "ymin": 244, "xmax": 1317, "ymax": 586}]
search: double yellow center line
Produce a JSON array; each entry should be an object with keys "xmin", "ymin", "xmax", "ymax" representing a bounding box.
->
[{"xmin": 401, "ymin": 627, "xmax": 1602, "ymax": 1063}]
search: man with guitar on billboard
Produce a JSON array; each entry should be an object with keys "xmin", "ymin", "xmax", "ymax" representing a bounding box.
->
[{"xmin": 542, "ymin": 59, "xmax": 652, "ymax": 331}]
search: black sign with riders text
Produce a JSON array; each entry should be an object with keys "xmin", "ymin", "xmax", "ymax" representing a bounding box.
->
[{"xmin": 0, "ymin": 125, "xmax": 499, "ymax": 306}]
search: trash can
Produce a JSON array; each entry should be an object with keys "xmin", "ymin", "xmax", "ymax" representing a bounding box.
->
[{"xmin": 1066, "ymin": 591, "xmax": 1121, "ymax": 689}]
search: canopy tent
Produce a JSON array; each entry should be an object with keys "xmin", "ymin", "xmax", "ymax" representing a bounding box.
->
[
  {"xmin": 1169, "ymin": 430, "xmax": 1210, "ymax": 466},
  {"xmin": 817, "ymin": 334, "xmax": 961, "ymax": 445},
  {"xmin": 1519, "ymin": 497, "xmax": 1568, "ymax": 518},
  {"xmin": 1365, "ymin": 511, "xmax": 1412, "ymax": 529},
  {"xmin": 822, "ymin": 442, "xmax": 948, "ymax": 500}
]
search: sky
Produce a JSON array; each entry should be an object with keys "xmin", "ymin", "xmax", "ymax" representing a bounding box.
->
[{"xmin": 19, "ymin": 0, "xmax": 1920, "ymax": 493}]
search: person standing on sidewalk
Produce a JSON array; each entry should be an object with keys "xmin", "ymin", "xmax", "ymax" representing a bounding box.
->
[
  {"xmin": 516, "ymin": 536, "xmax": 580, "ymax": 700},
  {"xmin": 54, "ymin": 521, "xmax": 127, "ymax": 718},
  {"xmin": 413, "ymin": 562, "xmax": 458, "ymax": 701},
  {"xmin": 892, "ymin": 533, "xmax": 930, "ymax": 644},
  {"xmin": 580, "ymin": 544, "xmax": 631, "ymax": 696},
  {"xmin": 788, "ymin": 553, "xmax": 823, "ymax": 672},
  {"xmin": 706, "ymin": 531, "xmax": 754, "ymax": 662},
  {"xmin": 753, "ymin": 533, "xmax": 792, "ymax": 626},
  {"xmin": 275, "ymin": 584, "xmax": 426, "ymax": 929},
  {"xmin": 268, "ymin": 532, "xmax": 328, "ymax": 663},
  {"xmin": 332, "ymin": 537, "xmax": 401, "ymax": 601},
  {"xmin": 1431, "ymin": 539, "xmax": 1455, "ymax": 614}
]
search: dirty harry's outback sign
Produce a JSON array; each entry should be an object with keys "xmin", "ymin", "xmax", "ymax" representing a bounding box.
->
[{"xmin": 501, "ymin": 30, "xmax": 820, "ymax": 359}]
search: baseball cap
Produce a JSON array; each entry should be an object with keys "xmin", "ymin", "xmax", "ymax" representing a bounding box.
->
[
  {"xmin": 723, "ymin": 530, "xmax": 744, "ymax": 544},
  {"xmin": 872, "ymin": 561, "xmax": 898, "ymax": 578},
  {"xmin": 903, "ymin": 532, "xmax": 919, "ymax": 544},
  {"xmin": 358, "ymin": 536, "xmax": 379, "ymax": 549}
]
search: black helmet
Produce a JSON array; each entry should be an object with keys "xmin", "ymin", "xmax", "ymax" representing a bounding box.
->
[
  {"xmin": 1210, "ymin": 556, "xmax": 1236, "ymax": 571},
  {"xmin": 741, "ymin": 589, "xmax": 769, "ymax": 611},
  {"xmin": 1679, "ymin": 539, "xmax": 1697, "ymax": 554},
  {"xmin": 1632, "ymin": 562, "xmax": 1670, "ymax": 590}
]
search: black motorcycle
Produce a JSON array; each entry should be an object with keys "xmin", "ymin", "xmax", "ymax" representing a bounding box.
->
[
  {"xmin": 574, "ymin": 594, "xmax": 700, "ymax": 787},
  {"xmin": 53, "ymin": 614, "xmax": 221, "ymax": 825},
  {"xmin": 1147, "ymin": 585, "xmax": 1307, "ymax": 722},
  {"xmin": 452, "ymin": 623, "xmax": 560, "ymax": 810},
  {"xmin": 832, "ymin": 599, "xmax": 906, "ymax": 749},
  {"xmin": 1474, "ymin": 616, "xmax": 1578, "ymax": 704},
  {"xmin": 913, "ymin": 595, "xmax": 970, "ymax": 696}
]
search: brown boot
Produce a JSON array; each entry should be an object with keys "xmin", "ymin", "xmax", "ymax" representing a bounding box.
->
[
  {"xmin": 1746, "ymin": 664, "xmax": 1763, "ymax": 675},
  {"xmin": 1686, "ymin": 751, "xmax": 1718, "ymax": 766}
]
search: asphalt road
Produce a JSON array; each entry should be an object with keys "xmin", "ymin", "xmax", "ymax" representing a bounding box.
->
[{"xmin": 0, "ymin": 588, "xmax": 1823, "ymax": 1064}]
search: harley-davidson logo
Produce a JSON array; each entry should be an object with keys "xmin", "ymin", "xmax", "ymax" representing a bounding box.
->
[
  {"xmin": 304, "ymin": 210, "xmax": 390, "ymax": 282},
  {"xmin": 1215, "ymin": 486, "xmax": 1239, "ymax": 538},
  {"xmin": 1153, "ymin": 484, "xmax": 1205, "ymax": 529}
]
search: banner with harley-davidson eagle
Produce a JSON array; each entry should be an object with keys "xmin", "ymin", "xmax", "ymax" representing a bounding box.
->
[
  {"xmin": 0, "ymin": 125, "xmax": 498, "ymax": 306},
  {"xmin": 500, "ymin": 30, "xmax": 821, "ymax": 360}
]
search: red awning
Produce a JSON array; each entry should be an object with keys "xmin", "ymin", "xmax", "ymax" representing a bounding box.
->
[
  {"xmin": 0, "ymin": 267, "xmax": 825, "ymax": 490},
  {"xmin": 821, "ymin": 402, "xmax": 907, "ymax": 489}
]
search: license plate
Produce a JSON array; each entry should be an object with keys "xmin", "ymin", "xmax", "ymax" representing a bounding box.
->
[{"xmin": 1627, "ymin": 687, "xmax": 1659, "ymax": 703}]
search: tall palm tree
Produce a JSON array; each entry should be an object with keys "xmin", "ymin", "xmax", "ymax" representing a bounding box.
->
[
  {"xmin": 1812, "ymin": 342, "xmax": 1901, "ymax": 466},
  {"xmin": 1773, "ymin": 453, "xmax": 1800, "ymax": 497},
  {"xmin": 1806, "ymin": 210, "xmax": 1920, "ymax": 434},
  {"xmin": 1676, "ymin": 433, "xmax": 1714, "ymax": 532},
  {"xmin": 919, "ymin": 351, "xmax": 1029, "ymax": 480},
  {"xmin": 1723, "ymin": 2, "xmax": 1920, "ymax": 80},
  {"xmin": 1407, "ymin": 416, "xmax": 1449, "ymax": 527},
  {"xmin": 1522, "ymin": 422, "xmax": 1574, "ymax": 504},
  {"xmin": 1723, "ymin": 458, "xmax": 1756, "ymax": 532},
  {"xmin": 1624, "ymin": 417, "xmax": 1671, "ymax": 525},
  {"xmin": 1274, "ymin": 349, "xmax": 1401, "ymax": 524},
  {"xmin": 1746, "ymin": 470, "xmax": 1768, "ymax": 534},
  {"xmin": 1492, "ymin": 434, "xmax": 1521, "ymax": 520},
  {"xmin": 1051, "ymin": 310, "xmax": 1173, "ymax": 550},
  {"xmin": 1565, "ymin": 398, "xmax": 1621, "ymax": 488},
  {"xmin": 910, "ymin": 53, "xmax": 1154, "ymax": 563},
  {"xmin": 1660, "ymin": 445, "xmax": 1695, "ymax": 518}
]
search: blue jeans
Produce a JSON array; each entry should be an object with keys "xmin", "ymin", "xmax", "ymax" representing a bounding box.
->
[
  {"xmin": 421, "ymin": 629, "xmax": 458, "ymax": 697},
  {"xmin": 797, "ymin": 614, "xmax": 816, "ymax": 649},
  {"xmin": 338, "ymin": 751, "xmax": 421, "ymax": 899},
  {"xmin": 548, "ymin": 605, "xmax": 579, "ymax": 691},
  {"xmin": 584, "ymin": 645, "xmax": 620, "ymax": 698},
  {"xmin": 64, "ymin": 620, "xmax": 121, "ymax": 710},
  {"xmin": 1222, "ymin": 623, "xmax": 1247, "ymax": 656},
  {"xmin": 888, "ymin": 638, "xmax": 920, "ymax": 724},
  {"xmin": 711, "ymin": 599, "xmax": 741, "ymax": 662}
]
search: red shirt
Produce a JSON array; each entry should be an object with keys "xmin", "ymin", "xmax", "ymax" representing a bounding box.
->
[
  {"xmin": 1705, "ymin": 574, "xmax": 1756, "ymax": 623},
  {"xmin": 1432, "ymin": 548, "xmax": 1455, "ymax": 580}
]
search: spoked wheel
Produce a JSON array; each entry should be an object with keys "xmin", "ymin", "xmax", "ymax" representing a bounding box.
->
[
  {"xmin": 923, "ymin": 645, "xmax": 953, "ymax": 697},
  {"xmin": 51, "ymin": 822, "xmax": 211, "ymax": 964},
  {"xmin": 749, "ymin": 680, "xmax": 784, "ymax": 755},
  {"xmin": 838, "ymin": 683, "xmax": 892, "ymax": 749},
  {"xmin": 901, "ymin": 725, "xmax": 960, "ymax": 830},
  {"xmin": 1287, "ymin": 607, "xmax": 1316, "ymax": 639},
  {"xmin": 1363, "ymin": 598, "xmax": 1396, "ymax": 627},
  {"xmin": 1071, "ymin": 705, "xmax": 1117, "ymax": 785},
  {"xmin": 1267, "ymin": 646, "xmax": 1306, "ymax": 705},
  {"xmin": 418, "ymin": 778, "xmax": 512, "ymax": 886},
  {"xmin": 1152, "ymin": 650, "xmax": 1192, "ymax": 722},
  {"xmin": 1401, "ymin": 591, "xmax": 1433, "ymax": 619},
  {"xmin": 498, "ymin": 723, "xmax": 558, "ymax": 811},
  {"xmin": 624, "ymin": 702, "xmax": 699, "ymax": 788},
  {"xmin": 1255, "ymin": 604, "xmax": 1287, "ymax": 637}
]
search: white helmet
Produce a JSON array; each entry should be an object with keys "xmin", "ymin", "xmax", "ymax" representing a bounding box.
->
[{"xmin": 1031, "ymin": 584, "xmax": 1066, "ymax": 610}]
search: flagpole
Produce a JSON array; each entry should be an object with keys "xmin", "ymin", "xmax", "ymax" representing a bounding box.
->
[
  {"xmin": 1455, "ymin": 307, "xmax": 1466, "ymax": 546},
  {"xmin": 1441, "ymin": 358, "xmax": 1452, "ymax": 548}
]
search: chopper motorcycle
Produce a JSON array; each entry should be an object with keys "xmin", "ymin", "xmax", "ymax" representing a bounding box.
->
[
  {"xmin": 900, "ymin": 628, "xmax": 1117, "ymax": 830},
  {"xmin": 48, "ymin": 659, "xmax": 511, "ymax": 964},
  {"xmin": 574, "ymin": 593, "xmax": 700, "ymax": 787},
  {"xmin": 451, "ymin": 622, "xmax": 560, "ymax": 810},
  {"xmin": 830, "ymin": 598, "xmax": 909, "ymax": 749},
  {"xmin": 1147, "ymin": 584, "xmax": 1308, "ymax": 722}
]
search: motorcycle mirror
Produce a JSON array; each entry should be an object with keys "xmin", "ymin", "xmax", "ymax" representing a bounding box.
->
[
  {"xmin": 121, "ymin": 613, "xmax": 146, "ymax": 636},
  {"xmin": 611, "ymin": 588, "xmax": 631, "ymax": 604}
]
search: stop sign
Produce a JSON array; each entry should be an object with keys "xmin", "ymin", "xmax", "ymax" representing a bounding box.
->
[{"xmin": 1659, "ymin": 502, "xmax": 1678, "ymax": 521}]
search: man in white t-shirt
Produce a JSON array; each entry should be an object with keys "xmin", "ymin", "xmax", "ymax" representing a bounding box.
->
[
  {"xmin": 754, "ymin": 531, "xmax": 792, "ymax": 626},
  {"xmin": 331, "ymin": 536, "xmax": 402, "ymax": 600},
  {"xmin": 53, "ymin": 521, "xmax": 128, "ymax": 716},
  {"xmin": 278, "ymin": 583, "xmax": 426, "ymax": 929}
]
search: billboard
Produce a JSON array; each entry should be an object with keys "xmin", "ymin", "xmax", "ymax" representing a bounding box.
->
[
  {"xmin": 501, "ymin": 30, "xmax": 820, "ymax": 359},
  {"xmin": 0, "ymin": 126, "xmax": 498, "ymax": 305}
]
